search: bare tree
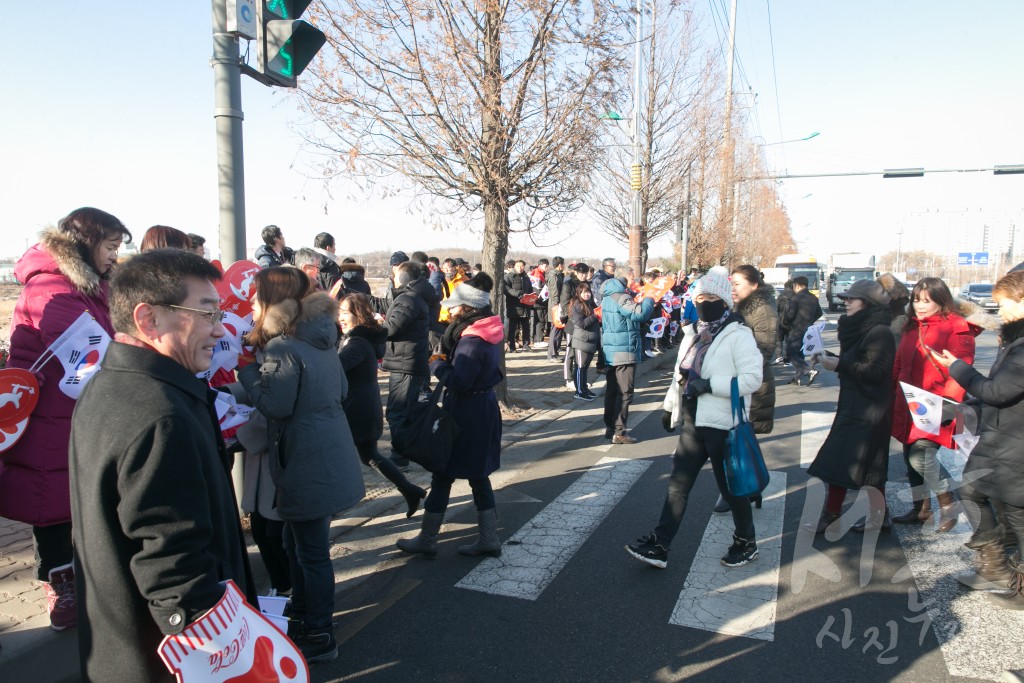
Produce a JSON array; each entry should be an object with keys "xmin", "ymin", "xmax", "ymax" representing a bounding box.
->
[
  {"xmin": 297, "ymin": 0, "xmax": 627, "ymax": 403},
  {"xmin": 590, "ymin": 1, "xmax": 720, "ymax": 271}
]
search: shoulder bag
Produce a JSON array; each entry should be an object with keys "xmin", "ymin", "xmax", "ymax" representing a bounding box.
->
[
  {"xmin": 391, "ymin": 375, "xmax": 460, "ymax": 473},
  {"xmin": 723, "ymin": 377, "xmax": 770, "ymax": 498}
]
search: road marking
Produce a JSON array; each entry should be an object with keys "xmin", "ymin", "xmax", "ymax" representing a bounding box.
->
[
  {"xmin": 456, "ymin": 456, "xmax": 651, "ymax": 600},
  {"xmin": 888, "ymin": 458, "xmax": 1024, "ymax": 679},
  {"xmin": 668, "ymin": 471, "xmax": 787, "ymax": 641},
  {"xmin": 800, "ymin": 411, "xmax": 833, "ymax": 468}
]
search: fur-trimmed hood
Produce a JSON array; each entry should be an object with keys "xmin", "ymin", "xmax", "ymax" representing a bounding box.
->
[
  {"xmin": 876, "ymin": 273, "xmax": 910, "ymax": 302},
  {"xmin": 16, "ymin": 227, "xmax": 103, "ymax": 296},
  {"xmin": 339, "ymin": 263, "xmax": 366, "ymax": 277},
  {"xmin": 262, "ymin": 291, "xmax": 340, "ymax": 350},
  {"xmin": 956, "ymin": 299, "xmax": 1001, "ymax": 331},
  {"xmin": 735, "ymin": 282, "xmax": 776, "ymax": 317}
]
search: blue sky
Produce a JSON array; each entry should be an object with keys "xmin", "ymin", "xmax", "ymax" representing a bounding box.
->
[{"xmin": 2, "ymin": 2, "xmax": 1022, "ymax": 264}]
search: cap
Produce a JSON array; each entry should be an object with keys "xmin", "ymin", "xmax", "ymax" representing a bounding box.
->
[
  {"xmin": 837, "ymin": 279, "xmax": 890, "ymax": 306},
  {"xmin": 390, "ymin": 251, "xmax": 410, "ymax": 267}
]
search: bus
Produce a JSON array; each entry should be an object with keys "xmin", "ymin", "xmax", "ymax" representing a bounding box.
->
[{"xmin": 775, "ymin": 254, "xmax": 824, "ymax": 297}]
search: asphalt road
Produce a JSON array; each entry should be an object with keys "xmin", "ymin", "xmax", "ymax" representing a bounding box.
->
[{"xmin": 309, "ymin": 312, "xmax": 1014, "ymax": 683}]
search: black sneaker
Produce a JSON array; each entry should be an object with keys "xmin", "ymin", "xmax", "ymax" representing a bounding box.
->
[
  {"xmin": 806, "ymin": 369, "xmax": 820, "ymax": 386},
  {"xmin": 583, "ymin": 389, "xmax": 598, "ymax": 399},
  {"xmin": 787, "ymin": 377, "xmax": 804, "ymax": 387},
  {"xmin": 299, "ymin": 626, "xmax": 338, "ymax": 663},
  {"xmin": 574, "ymin": 391, "xmax": 595, "ymax": 402},
  {"xmin": 720, "ymin": 535, "xmax": 758, "ymax": 567},
  {"xmin": 625, "ymin": 534, "xmax": 669, "ymax": 569}
]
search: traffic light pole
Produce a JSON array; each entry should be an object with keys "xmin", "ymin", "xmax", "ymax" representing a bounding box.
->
[{"xmin": 211, "ymin": 0, "xmax": 247, "ymax": 263}]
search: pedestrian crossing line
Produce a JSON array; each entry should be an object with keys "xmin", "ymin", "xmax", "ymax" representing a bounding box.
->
[
  {"xmin": 668, "ymin": 471, "xmax": 787, "ymax": 641},
  {"xmin": 800, "ymin": 412, "xmax": 833, "ymax": 468},
  {"xmin": 885, "ymin": 480, "xmax": 1024, "ymax": 680},
  {"xmin": 456, "ymin": 456, "xmax": 651, "ymax": 600}
]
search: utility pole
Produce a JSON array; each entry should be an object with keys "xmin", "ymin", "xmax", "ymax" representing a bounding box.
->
[
  {"xmin": 720, "ymin": 0, "xmax": 737, "ymax": 266},
  {"xmin": 679, "ymin": 160, "xmax": 692, "ymax": 276},
  {"xmin": 628, "ymin": 0, "xmax": 644, "ymax": 279},
  {"xmin": 211, "ymin": 0, "xmax": 247, "ymax": 263}
]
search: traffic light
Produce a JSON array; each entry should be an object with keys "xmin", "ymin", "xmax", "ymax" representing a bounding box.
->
[{"xmin": 256, "ymin": 0, "xmax": 327, "ymax": 88}]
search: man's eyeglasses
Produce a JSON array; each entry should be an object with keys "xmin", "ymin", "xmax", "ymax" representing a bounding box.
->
[{"xmin": 157, "ymin": 304, "xmax": 223, "ymax": 326}]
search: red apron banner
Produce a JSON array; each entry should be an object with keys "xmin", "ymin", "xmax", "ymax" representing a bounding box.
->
[
  {"xmin": 158, "ymin": 580, "xmax": 308, "ymax": 683},
  {"xmin": 217, "ymin": 261, "xmax": 261, "ymax": 318},
  {"xmin": 519, "ymin": 292, "xmax": 539, "ymax": 307},
  {"xmin": 0, "ymin": 369, "xmax": 39, "ymax": 454}
]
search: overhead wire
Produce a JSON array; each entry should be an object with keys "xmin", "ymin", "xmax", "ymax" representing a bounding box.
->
[{"xmin": 766, "ymin": 0, "xmax": 786, "ymax": 167}]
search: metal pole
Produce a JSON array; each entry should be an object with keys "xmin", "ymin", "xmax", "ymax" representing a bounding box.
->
[
  {"xmin": 720, "ymin": 0, "xmax": 738, "ymax": 264},
  {"xmin": 680, "ymin": 164, "xmax": 691, "ymax": 276},
  {"xmin": 211, "ymin": 1, "xmax": 247, "ymax": 263},
  {"xmin": 628, "ymin": 0, "xmax": 644, "ymax": 279}
]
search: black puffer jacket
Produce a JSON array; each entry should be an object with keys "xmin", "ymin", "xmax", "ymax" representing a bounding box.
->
[
  {"xmin": 560, "ymin": 276, "xmax": 587, "ymax": 336},
  {"xmin": 339, "ymin": 263, "xmax": 371, "ymax": 294},
  {"xmin": 382, "ymin": 284, "xmax": 430, "ymax": 375},
  {"xmin": 339, "ymin": 325, "xmax": 387, "ymax": 444},
  {"xmin": 950, "ymin": 319, "xmax": 1024, "ymax": 507},
  {"xmin": 254, "ymin": 244, "xmax": 294, "ymax": 269},
  {"xmin": 570, "ymin": 301, "xmax": 601, "ymax": 353},
  {"xmin": 735, "ymin": 284, "xmax": 779, "ymax": 433},
  {"xmin": 503, "ymin": 270, "xmax": 533, "ymax": 318},
  {"xmin": 784, "ymin": 288, "xmax": 822, "ymax": 336}
]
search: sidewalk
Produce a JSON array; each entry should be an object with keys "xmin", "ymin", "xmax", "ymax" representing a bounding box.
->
[{"xmin": 0, "ymin": 345, "xmax": 676, "ymax": 681}]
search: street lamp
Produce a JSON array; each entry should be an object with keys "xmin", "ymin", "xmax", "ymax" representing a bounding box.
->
[{"xmin": 758, "ymin": 132, "xmax": 820, "ymax": 147}]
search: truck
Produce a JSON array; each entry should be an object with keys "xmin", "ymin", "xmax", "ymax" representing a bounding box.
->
[
  {"xmin": 826, "ymin": 253, "xmax": 878, "ymax": 312},
  {"xmin": 774, "ymin": 254, "xmax": 824, "ymax": 297}
]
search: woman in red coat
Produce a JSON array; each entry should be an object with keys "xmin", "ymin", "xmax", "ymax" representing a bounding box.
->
[
  {"xmin": 890, "ymin": 277, "xmax": 983, "ymax": 531},
  {"xmin": 0, "ymin": 208, "xmax": 130, "ymax": 631}
]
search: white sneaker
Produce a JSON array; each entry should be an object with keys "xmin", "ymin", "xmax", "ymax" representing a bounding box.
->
[
  {"xmin": 566, "ymin": 380, "xmax": 576, "ymax": 391},
  {"xmin": 644, "ymin": 350, "xmax": 656, "ymax": 358}
]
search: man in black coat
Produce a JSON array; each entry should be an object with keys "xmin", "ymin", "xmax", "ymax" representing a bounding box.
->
[
  {"xmin": 783, "ymin": 276, "xmax": 824, "ymax": 385},
  {"xmin": 381, "ymin": 262, "xmax": 431, "ymax": 465},
  {"xmin": 591, "ymin": 257, "xmax": 617, "ymax": 306},
  {"xmin": 69, "ymin": 250, "xmax": 255, "ymax": 682},
  {"xmin": 312, "ymin": 231, "xmax": 343, "ymax": 291},
  {"xmin": 774, "ymin": 280, "xmax": 795, "ymax": 363},
  {"xmin": 503, "ymin": 259, "xmax": 533, "ymax": 352},
  {"xmin": 254, "ymin": 224, "xmax": 295, "ymax": 269}
]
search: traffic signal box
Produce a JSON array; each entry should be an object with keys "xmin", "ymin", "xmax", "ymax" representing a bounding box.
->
[{"xmin": 256, "ymin": 0, "xmax": 327, "ymax": 88}]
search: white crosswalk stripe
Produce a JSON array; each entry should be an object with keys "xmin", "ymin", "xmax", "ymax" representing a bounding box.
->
[
  {"xmin": 668, "ymin": 471, "xmax": 788, "ymax": 641},
  {"xmin": 801, "ymin": 411, "xmax": 833, "ymax": 468},
  {"xmin": 456, "ymin": 456, "xmax": 651, "ymax": 600},
  {"xmin": 889, "ymin": 447, "xmax": 1024, "ymax": 680}
]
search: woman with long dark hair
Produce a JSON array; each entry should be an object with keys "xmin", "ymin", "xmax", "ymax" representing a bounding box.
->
[
  {"xmin": 397, "ymin": 273, "xmax": 505, "ymax": 558},
  {"xmin": 337, "ymin": 292, "xmax": 426, "ymax": 516},
  {"xmin": 239, "ymin": 267, "xmax": 364, "ymax": 663},
  {"xmin": 568, "ymin": 284, "xmax": 600, "ymax": 401},
  {"xmin": 890, "ymin": 277, "xmax": 982, "ymax": 531},
  {"xmin": 0, "ymin": 207, "xmax": 130, "ymax": 631}
]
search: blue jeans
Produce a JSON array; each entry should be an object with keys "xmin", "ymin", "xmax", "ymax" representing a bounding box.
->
[
  {"xmin": 283, "ymin": 517, "xmax": 334, "ymax": 629},
  {"xmin": 424, "ymin": 473, "xmax": 495, "ymax": 513}
]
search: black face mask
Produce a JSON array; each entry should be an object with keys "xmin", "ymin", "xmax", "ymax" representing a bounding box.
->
[{"xmin": 696, "ymin": 299, "xmax": 727, "ymax": 322}]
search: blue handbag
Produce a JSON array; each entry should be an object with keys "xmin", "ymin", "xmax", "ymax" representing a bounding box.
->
[{"xmin": 723, "ymin": 377, "xmax": 770, "ymax": 498}]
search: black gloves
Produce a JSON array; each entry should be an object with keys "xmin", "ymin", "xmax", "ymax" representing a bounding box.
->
[
  {"xmin": 662, "ymin": 411, "xmax": 674, "ymax": 432},
  {"xmin": 686, "ymin": 377, "xmax": 712, "ymax": 397}
]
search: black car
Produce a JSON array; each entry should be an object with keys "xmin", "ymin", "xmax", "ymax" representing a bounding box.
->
[{"xmin": 959, "ymin": 283, "xmax": 998, "ymax": 313}]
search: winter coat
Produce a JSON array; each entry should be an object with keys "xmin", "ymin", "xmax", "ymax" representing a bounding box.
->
[
  {"xmin": 560, "ymin": 275, "xmax": 586, "ymax": 335},
  {"xmin": 948, "ymin": 320, "xmax": 1024, "ymax": 507},
  {"xmin": 503, "ymin": 270, "xmax": 533, "ymax": 318},
  {"xmin": 339, "ymin": 263, "xmax": 372, "ymax": 294},
  {"xmin": 591, "ymin": 269, "xmax": 614, "ymax": 306},
  {"xmin": 663, "ymin": 317, "xmax": 763, "ymax": 431},
  {"xmin": 69, "ymin": 342, "xmax": 255, "ymax": 682},
  {"xmin": 783, "ymin": 288, "xmax": 822, "ymax": 337},
  {"xmin": 808, "ymin": 305, "xmax": 896, "ymax": 490},
  {"xmin": 314, "ymin": 249, "xmax": 342, "ymax": 291},
  {"xmin": 600, "ymin": 278, "xmax": 655, "ymax": 366},
  {"xmin": 372, "ymin": 276, "xmax": 443, "ymax": 335},
  {"xmin": 776, "ymin": 289, "xmax": 794, "ymax": 332},
  {"xmin": 427, "ymin": 266, "xmax": 445, "ymax": 298},
  {"xmin": 734, "ymin": 284, "xmax": 779, "ymax": 434},
  {"xmin": 339, "ymin": 324, "xmax": 387, "ymax": 444},
  {"xmin": 430, "ymin": 316, "xmax": 504, "ymax": 479},
  {"xmin": 380, "ymin": 283, "xmax": 430, "ymax": 375},
  {"xmin": 547, "ymin": 269, "xmax": 565, "ymax": 318},
  {"xmin": 254, "ymin": 244, "xmax": 295, "ymax": 269},
  {"xmin": 0, "ymin": 229, "xmax": 114, "ymax": 527},
  {"xmin": 238, "ymin": 292, "xmax": 365, "ymax": 521},
  {"xmin": 439, "ymin": 269, "xmax": 468, "ymax": 324},
  {"xmin": 891, "ymin": 312, "xmax": 980, "ymax": 448},
  {"xmin": 570, "ymin": 301, "xmax": 601, "ymax": 353}
]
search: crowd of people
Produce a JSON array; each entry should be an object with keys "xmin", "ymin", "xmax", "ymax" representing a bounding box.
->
[{"xmin": 4, "ymin": 207, "xmax": 1024, "ymax": 679}]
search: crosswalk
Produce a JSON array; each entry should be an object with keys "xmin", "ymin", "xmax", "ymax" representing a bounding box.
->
[{"xmin": 443, "ymin": 418, "xmax": 1024, "ymax": 681}]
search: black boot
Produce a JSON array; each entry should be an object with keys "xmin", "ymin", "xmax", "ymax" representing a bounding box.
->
[
  {"xmin": 370, "ymin": 453, "xmax": 427, "ymax": 518},
  {"xmin": 892, "ymin": 500, "xmax": 924, "ymax": 525}
]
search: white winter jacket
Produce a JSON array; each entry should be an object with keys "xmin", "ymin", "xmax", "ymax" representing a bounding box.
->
[{"xmin": 663, "ymin": 318, "xmax": 764, "ymax": 430}]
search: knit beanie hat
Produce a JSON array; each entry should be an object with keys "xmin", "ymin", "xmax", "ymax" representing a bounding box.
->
[
  {"xmin": 390, "ymin": 250, "xmax": 410, "ymax": 267},
  {"xmin": 442, "ymin": 282, "xmax": 491, "ymax": 310},
  {"xmin": 690, "ymin": 266, "xmax": 732, "ymax": 305}
]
